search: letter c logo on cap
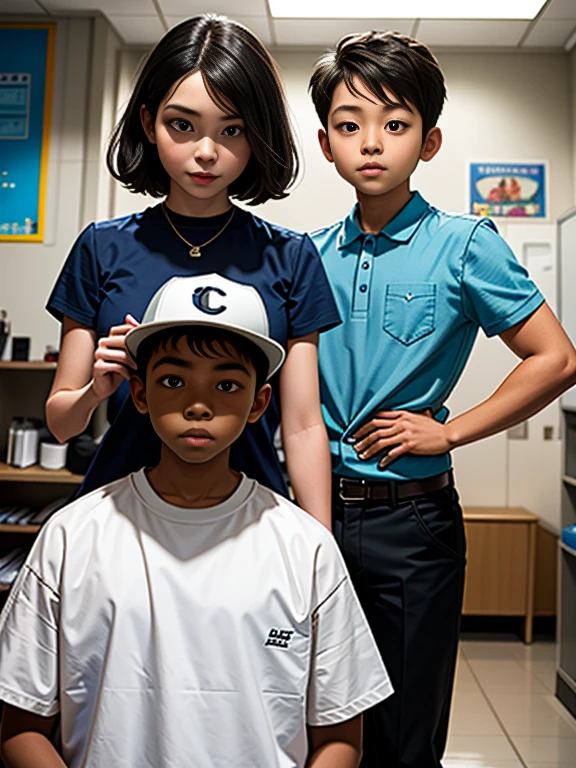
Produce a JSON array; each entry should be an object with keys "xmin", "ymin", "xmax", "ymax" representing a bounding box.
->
[{"xmin": 192, "ymin": 286, "xmax": 227, "ymax": 315}]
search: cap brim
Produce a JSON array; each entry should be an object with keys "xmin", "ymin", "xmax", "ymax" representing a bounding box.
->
[{"xmin": 126, "ymin": 321, "xmax": 285, "ymax": 379}]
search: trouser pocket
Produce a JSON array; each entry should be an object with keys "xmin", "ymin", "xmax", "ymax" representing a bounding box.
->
[{"xmin": 410, "ymin": 485, "xmax": 466, "ymax": 560}]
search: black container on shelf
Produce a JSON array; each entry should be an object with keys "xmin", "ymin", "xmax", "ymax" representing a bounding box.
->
[
  {"xmin": 565, "ymin": 411, "xmax": 576, "ymax": 480},
  {"xmin": 11, "ymin": 337, "xmax": 30, "ymax": 361},
  {"xmin": 66, "ymin": 433, "xmax": 98, "ymax": 476}
]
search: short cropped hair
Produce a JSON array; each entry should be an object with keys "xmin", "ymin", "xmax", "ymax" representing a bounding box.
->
[
  {"xmin": 107, "ymin": 15, "xmax": 299, "ymax": 206},
  {"xmin": 309, "ymin": 30, "xmax": 446, "ymax": 139},
  {"xmin": 136, "ymin": 326, "xmax": 270, "ymax": 394}
]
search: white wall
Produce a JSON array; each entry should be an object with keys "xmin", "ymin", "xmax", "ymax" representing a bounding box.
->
[
  {"xmin": 427, "ymin": 53, "xmax": 569, "ymax": 528},
  {"xmin": 82, "ymin": 17, "xmax": 124, "ymax": 229},
  {"xmin": 111, "ymin": 48, "xmax": 151, "ymax": 219},
  {"xmin": 0, "ymin": 15, "xmax": 122, "ymax": 361},
  {"xmin": 572, "ymin": 47, "xmax": 576, "ymax": 208},
  {"xmin": 416, "ymin": 51, "xmax": 573, "ymax": 222}
]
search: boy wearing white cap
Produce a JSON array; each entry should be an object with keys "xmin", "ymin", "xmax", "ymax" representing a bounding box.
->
[{"xmin": 0, "ymin": 275, "xmax": 392, "ymax": 768}]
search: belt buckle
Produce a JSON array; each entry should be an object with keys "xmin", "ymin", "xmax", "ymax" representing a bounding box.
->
[{"xmin": 339, "ymin": 477, "xmax": 366, "ymax": 503}]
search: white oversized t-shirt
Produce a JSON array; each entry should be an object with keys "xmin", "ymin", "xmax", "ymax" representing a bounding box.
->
[{"xmin": 0, "ymin": 471, "xmax": 392, "ymax": 768}]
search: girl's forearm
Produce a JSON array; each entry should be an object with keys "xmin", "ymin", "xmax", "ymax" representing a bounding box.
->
[
  {"xmin": 1, "ymin": 732, "xmax": 67, "ymax": 768},
  {"xmin": 446, "ymin": 352, "xmax": 576, "ymax": 449},
  {"xmin": 283, "ymin": 421, "xmax": 332, "ymax": 530},
  {"xmin": 45, "ymin": 383, "xmax": 103, "ymax": 443}
]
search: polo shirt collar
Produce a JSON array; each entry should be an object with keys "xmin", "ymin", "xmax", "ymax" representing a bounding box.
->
[{"xmin": 337, "ymin": 191, "xmax": 430, "ymax": 249}]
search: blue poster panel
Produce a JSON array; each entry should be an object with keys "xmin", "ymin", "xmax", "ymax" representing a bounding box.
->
[
  {"xmin": 0, "ymin": 24, "xmax": 56, "ymax": 242},
  {"xmin": 469, "ymin": 162, "xmax": 546, "ymax": 219}
]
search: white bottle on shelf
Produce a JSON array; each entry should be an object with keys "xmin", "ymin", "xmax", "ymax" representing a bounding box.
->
[{"xmin": 12, "ymin": 421, "xmax": 39, "ymax": 469}]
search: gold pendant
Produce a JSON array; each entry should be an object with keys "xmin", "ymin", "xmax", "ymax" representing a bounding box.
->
[{"xmin": 189, "ymin": 245, "xmax": 201, "ymax": 258}]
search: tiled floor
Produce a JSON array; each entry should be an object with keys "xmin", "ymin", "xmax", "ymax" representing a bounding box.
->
[{"xmin": 445, "ymin": 638, "xmax": 576, "ymax": 767}]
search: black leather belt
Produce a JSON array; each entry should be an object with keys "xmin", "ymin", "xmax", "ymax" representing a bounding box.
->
[{"xmin": 335, "ymin": 471, "xmax": 452, "ymax": 505}]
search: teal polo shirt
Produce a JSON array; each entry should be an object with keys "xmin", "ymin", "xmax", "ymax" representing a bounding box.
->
[{"xmin": 311, "ymin": 192, "xmax": 545, "ymax": 481}]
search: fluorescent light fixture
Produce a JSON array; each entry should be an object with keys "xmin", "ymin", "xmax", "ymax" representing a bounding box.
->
[{"xmin": 269, "ymin": 1, "xmax": 547, "ymax": 20}]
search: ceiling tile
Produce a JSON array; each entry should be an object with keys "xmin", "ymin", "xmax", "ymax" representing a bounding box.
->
[
  {"xmin": 166, "ymin": 14, "xmax": 271, "ymax": 44},
  {"xmin": 41, "ymin": 0, "xmax": 156, "ymax": 15},
  {"xmin": 159, "ymin": 0, "xmax": 268, "ymax": 17},
  {"xmin": 540, "ymin": 0, "xmax": 576, "ymax": 21},
  {"xmin": 523, "ymin": 19, "xmax": 576, "ymax": 46},
  {"xmin": 107, "ymin": 14, "xmax": 165, "ymax": 45},
  {"xmin": 274, "ymin": 18, "xmax": 414, "ymax": 47},
  {"xmin": 417, "ymin": 20, "xmax": 529, "ymax": 47},
  {"xmin": 0, "ymin": 0, "xmax": 46, "ymax": 11}
]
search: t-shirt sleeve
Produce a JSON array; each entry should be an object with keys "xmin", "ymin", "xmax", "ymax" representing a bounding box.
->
[
  {"xmin": 461, "ymin": 220, "xmax": 545, "ymax": 337},
  {"xmin": 287, "ymin": 234, "xmax": 341, "ymax": 339},
  {"xmin": 307, "ymin": 544, "xmax": 392, "ymax": 726},
  {"xmin": 0, "ymin": 531, "xmax": 61, "ymax": 717},
  {"xmin": 46, "ymin": 223, "xmax": 101, "ymax": 328}
]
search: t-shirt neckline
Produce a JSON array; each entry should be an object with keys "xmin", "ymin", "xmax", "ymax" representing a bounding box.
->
[
  {"xmin": 157, "ymin": 203, "xmax": 248, "ymax": 231},
  {"xmin": 131, "ymin": 468, "xmax": 256, "ymax": 524}
]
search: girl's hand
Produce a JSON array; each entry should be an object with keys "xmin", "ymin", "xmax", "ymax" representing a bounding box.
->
[
  {"xmin": 90, "ymin": 314, "xmax": 139, "ymax": 402},
  {"xmin": 352, "ymin": 410, "xmax": 453, "ymax": 469}
]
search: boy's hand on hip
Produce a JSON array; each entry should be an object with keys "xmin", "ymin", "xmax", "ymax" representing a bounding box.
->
[{"xmin": 352, "ymin": 410, "xmax": 453, "ymax": 468}]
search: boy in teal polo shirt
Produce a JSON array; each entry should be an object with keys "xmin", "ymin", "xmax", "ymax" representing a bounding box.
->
[{"xmin": 309, "ymin": 30, "xmax": 576, "ymax": 768}]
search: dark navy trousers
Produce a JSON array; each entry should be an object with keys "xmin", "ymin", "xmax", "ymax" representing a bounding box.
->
[{"xmin": 332, "ymin": 476, "xmax": 467, "ymax": 768}]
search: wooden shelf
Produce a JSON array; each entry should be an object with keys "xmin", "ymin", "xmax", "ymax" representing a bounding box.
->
[
  {"xmin": 0, "ymin": 523, "xmax": 40, "ymax": 533},
  {"xmin": 0, "ymin": 361, "xmax": 57, "ymax": 371},
  {"xmin": 0, "ymin": 584, "xmax": 11, "ymax": 592},
  {"xmin": 463, "ymin": 506, "xmax": 538, "ymax": 523},
  {"xmin": 0, "ymin": 463, "xmax": 83, "ymax": 484},
  {"xmin": 0, "ymin": 523, "xmax": 41, "ymax": 534}
]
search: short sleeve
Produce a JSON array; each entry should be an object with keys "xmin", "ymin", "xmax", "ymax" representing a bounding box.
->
[
  {"xmin": 461, "ymin": 220, "xmax": 545, "ymax": 337},
  {"xmin": 288, "ymin": 234, "xmax": 341, "ymax": 339},
  {"xmin": 46, "ymin": 223, "xmax": 101, "ymax": 328},
  {"xmin": 0, "ymin": 554, "xmax": 60, "ymax": 716},
  {"xmin": 307, "ymin": 566, "xmax": 392, "ymax": 726}
]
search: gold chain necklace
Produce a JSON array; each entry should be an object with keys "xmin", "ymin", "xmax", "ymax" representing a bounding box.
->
[{"xmin": 162, "ymin": 204, "xmax": 235, "ymax": 258}]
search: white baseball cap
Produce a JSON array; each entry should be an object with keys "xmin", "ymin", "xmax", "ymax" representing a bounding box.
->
[{"xmin": 125, "ymin": 274, "xmax": 285, "ymax": 379}]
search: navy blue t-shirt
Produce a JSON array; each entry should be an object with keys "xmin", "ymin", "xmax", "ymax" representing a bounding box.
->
[{"xmin": 47, "ymin": 204, "xmax": 340, "ymax": 496}]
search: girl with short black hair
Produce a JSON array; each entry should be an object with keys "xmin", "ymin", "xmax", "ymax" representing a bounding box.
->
[
  {"xmin": 107, "ymin": 14, "xmax": 299, "ymax": 204},
  {"xmin": 46, "ymin": 14, "xmax": 339, "ymax": 527}
]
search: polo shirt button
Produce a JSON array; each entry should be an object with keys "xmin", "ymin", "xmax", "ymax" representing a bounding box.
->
[
  {"xmin": 362, "ymin": 261, "xmax": 370, "ymax": 270},
  {"xmin": 359, "ymin": 284, "xmax": 368, "ymax": 293},
  {"xmin": 406, "ymin": 292, "xmax": 413, "ymax": 301}
]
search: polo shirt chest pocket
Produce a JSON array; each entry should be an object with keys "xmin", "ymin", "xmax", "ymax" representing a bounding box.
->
[{"xmin": 383, "ymin": 282, "xmax": 437, "ymax": 345}]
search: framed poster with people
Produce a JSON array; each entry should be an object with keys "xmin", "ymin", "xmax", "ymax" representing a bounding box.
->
[{"xmin": 469, "ymin": 161, "xmax": 547, "ymax": 219}]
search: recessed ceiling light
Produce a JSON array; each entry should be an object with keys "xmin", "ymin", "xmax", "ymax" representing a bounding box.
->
[{"xmin": 269, "ymin": 1, "xmax": 547, "ymax": 20}]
